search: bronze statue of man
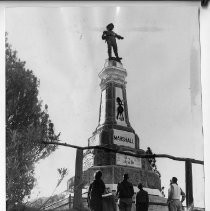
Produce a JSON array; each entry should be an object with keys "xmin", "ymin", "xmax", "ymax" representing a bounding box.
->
[{"xmin": 102, "ymin": 23, "xmax": 124, "ymax": 61}]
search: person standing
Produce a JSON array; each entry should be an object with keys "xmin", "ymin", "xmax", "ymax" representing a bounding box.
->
[
  {"xmin": 136, "ymin": 183, "xmax": 149, "ymax": 211},
  {"xmin": 167, "ymin": 177, "xmax": 186, "ymax": 211},
  {"xmin": 116, "ymin": 173, "xmax": 134, "ymax": 211},
  {"xmin": 88, "ymin": 170, "xmax": 105, "ymax": 211}
]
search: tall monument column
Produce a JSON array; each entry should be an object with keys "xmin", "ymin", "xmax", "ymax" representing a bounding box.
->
[
  {"xmin": 83, "ymin": 60, "xmax": 161, "ymax": 193},
  {"xmin": 98, "ymin": 60, "xmax": 133, "ymax": 131},
  {"xmin": 68, "ymin": 24, "xmax": 168, "ymax": 210},
  {"xmin": 89, "ymin": 59, "xmax": 139, "ymax": 152}
]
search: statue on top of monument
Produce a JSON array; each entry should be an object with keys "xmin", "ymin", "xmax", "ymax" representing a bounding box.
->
[{"xmin": 102, "ymin": 23, "xmax": 124, "ymax": 62}]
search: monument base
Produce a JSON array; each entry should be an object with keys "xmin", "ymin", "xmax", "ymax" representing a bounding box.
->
[
  {"xmin": 83, "ymin": 165, "xmax": 161, "ymax": 190},
  {"xmin": 81, "ymin": 165, "xmax": 167, "ymax": 211},
  {"xmin": 148, "ymin": 195, "xmax": 168, "ymax": 211},
  {"xmin": 100, "ymin": 192, "xmax": 168, "ymax": 211}
]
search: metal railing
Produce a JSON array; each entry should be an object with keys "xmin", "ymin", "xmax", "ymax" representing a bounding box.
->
[
  {"xmin": 43, "ymin": 197, "xmax": 69, "ymax": 210},
  {"xmin": 42, "ymin": 141, "xmax": 204, "ymax": 210},
  {"xmin": 43, "ymin": 195, "xmax": 205, "ymax": 211}
]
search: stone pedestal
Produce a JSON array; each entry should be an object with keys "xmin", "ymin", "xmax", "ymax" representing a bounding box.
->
[
  {"xmin": 67, "ymin": 60, "xmax": 164, "ymax": 210},
  {"xmin": 83, "ymin": 165, "xmax": 161, "ymax": 190},
  {"xmin": 148, "ymin": 195, "xmax": 168, "ymax": 211},
  {"xmin": 82, "ymin": 60, "xmax": 161, "ymax": 193},
  {"xmin": 100, "ymin": 193, "xmax": 168, "ymax": 211}
]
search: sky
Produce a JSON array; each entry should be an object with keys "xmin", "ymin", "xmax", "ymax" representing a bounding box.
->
[{"xmin": 2, "ymin": 2, "xmax": 208, "ymax": 208}]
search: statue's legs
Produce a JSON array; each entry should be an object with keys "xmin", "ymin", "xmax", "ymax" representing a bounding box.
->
[
  {"xmin": 107, "ymin": 44, "xmax": 112, "ymax": 59},
  {"xmin": 113, "ymin": 43, "xmax": 119, "ymax": 58},
  {"xmin": 113, "ymin": 43, "xmax": 122, "ymax": 60},
  {"xmin": 107, "ymin": 42, "xmax": 122, "ymax": 61}
]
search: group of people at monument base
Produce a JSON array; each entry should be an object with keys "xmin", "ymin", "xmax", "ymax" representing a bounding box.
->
[{"xmin": 87, "ymin": 171, "xmax": 186, "ymax": 211}]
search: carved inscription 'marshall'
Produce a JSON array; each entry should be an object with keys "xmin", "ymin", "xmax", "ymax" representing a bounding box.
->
[
  {"xmin": 114, "ymin": 135, "xmax": 134, "ymax": 144},
  {"xmin": 113, "ymin": 129, "xmax": 135, "ymax": 148}
]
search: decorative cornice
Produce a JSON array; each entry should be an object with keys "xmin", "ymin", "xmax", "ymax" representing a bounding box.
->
[{"xmin": 99, "ymin": 60, "xmax": 127, "ymax": 87}]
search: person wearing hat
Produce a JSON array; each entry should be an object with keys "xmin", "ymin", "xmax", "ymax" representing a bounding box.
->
[
  {"xmin": 116, "ymin": 173, "xmax": 134, "ymax": 211},
  {"xmin": 102, "ymin": 23, "xmax": 124, "ymax": 61},
  {"xmin": 136, "ymin": 183, "xmax": 149, "ymax": 211},
  {"xmin": 88, "ymin": 170, "xmax": 105, "ymax": 211},
  {"xmin": 167, "ymin": 177, "xmax": 186, "ymax": 211}
]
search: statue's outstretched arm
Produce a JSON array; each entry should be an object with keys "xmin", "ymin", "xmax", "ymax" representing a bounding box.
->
[{"xmin": 115, "ymin": 34, "xmax": 124, "ymax": 40}]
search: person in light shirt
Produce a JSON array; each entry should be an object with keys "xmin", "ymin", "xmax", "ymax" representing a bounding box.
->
[
  {"xmin": 116, "ymin": 173, "xmax": 134, "ymax": 211},
  {"xmin": 167, "ymin": 177, "xmax": 186, "ymax": 211}
]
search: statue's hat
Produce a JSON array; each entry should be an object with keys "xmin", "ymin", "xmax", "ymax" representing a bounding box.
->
[{"xmin": 106, "ymin": 23, "xmax": 114, "ymax": 31}]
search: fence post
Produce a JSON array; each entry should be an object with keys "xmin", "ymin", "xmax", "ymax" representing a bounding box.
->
[
  {"xmin": 69, "ymin": 194, "xmax": 71, "ymax": 209},
  {"xmin": 73, "ymin": 149, "xmax": 83, "ymax": 210},
  {"xmin": 185, "ymin": 159, "xmax": 194, "ymax": 208}
]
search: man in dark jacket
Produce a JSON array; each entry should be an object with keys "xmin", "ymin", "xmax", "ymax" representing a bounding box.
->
[
  {"xmin": 136, "ymin": 183, "xmax": 149, "ymax": 211},
  {"xmin": 102, "ymin": 23, "xmax": 124, "ymax": 61},
  {"xmin": 88, "ymin": 170, "xmax": 105, "ymax": 211},
  {"xmin": 116, "ymin": 173, "xmax": 134, "ymax": 211}
]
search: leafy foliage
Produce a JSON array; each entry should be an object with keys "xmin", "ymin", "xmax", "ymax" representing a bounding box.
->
[
  {"xmin": 38, "ymin": 168, "xmax": 68, "ymax": 210},
  {"xmin": 57, "ymin": 168, "xmax": 68, "ymax": 187},
  {"xmin": 6, "ymin": 35, "xmax": 60, "ymax": 208}
]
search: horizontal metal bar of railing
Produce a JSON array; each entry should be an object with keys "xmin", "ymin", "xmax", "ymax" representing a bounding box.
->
[
  {"xmin": 42, "ymin": 141, "xmax": 204, "ymax": 165},
  {"xmin": 43, "ymin": 198, "xmax": 69, "ymax": 210},
  {"xmin": 47, "ymin": 202, "xmax": 69, "ymax": 210},
  {"xmin": 43, "ymin": 192, "xmax": 88, "ymax": 210},
  {"xmin": 43, "ymin": 198, "xmax": 68, "ymax": 208}
]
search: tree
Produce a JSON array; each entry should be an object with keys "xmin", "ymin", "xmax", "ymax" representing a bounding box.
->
[{"xmin": 6, "ymin": 35, "xmax": 60, "ymax": 208}]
